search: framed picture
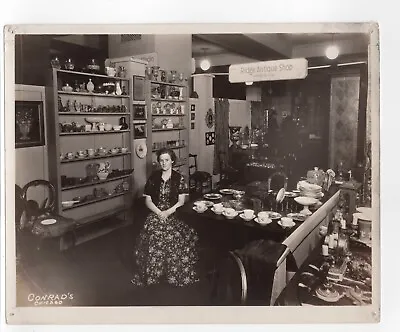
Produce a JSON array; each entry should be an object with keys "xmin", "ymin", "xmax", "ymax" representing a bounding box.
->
[
  {"xmin": 15, "ymin": 100, "xmax": 45, "ymax": 148},
  {"xmin": 133, "ymin": 105, "xmax": 146, "ymax": 120},
  {"xmin": 191, "ymin": 123, "xmax": 195, "ymax": 130},
  {"xmin": 190, "ymin": 113, "xmax": 195, "ymax": 121},
  {"xmin": 190, "ymin": 104, "xmax": 195, "ymax": 112},
  {"xmin": 134, "ymin": 123, "xmax": 147, "ymax": 139},
  {"xmin": 133, "ymin": 76, "xmax": 145, "ymax": 101}
]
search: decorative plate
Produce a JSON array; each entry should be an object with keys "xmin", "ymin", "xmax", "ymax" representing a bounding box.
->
[
  {"xmin": 220, "ymin": 188, "xmax": 236, "ymax": 195},
  {"xmin": 135, "ymin": 142, "xmax": 147, "ymax": 159},
  {"xmin": 205, "ymin": 108, "xmax": 215, "ymax": 128},
  {"xmin": 204, "ymin": 193, "xmax": 222, "ymax": 200},
  {"xmin": 287, "ymin": 213, "xmax": 307, "ymax": 222}
]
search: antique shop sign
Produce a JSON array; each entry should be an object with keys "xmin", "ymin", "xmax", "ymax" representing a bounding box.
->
[
  {"xmin": 229, "ymin": 58, "xmax": 308, "ymax": 83},
  {"xmin": 133, "ymin": 52, "xmax": 158, "ymax": 67}
]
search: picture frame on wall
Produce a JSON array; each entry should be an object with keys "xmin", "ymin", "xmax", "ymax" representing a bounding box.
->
[
  {"xmin": 190, "ymin": 113, "xmax": 195, "ymax": 121},
  {"xmin": 133, "ymin": 105, "xmax": 146, "ymax": 120},
  {"xmin": 15, "ymin": 100, "xmax": 45, "ymax": 148},
  {"xmin": 134, "ymin": 123, "xmax": 147, "ymax": 139}
]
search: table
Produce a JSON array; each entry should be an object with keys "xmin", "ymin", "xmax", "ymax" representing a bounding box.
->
[{"xmin": 177, "ymin": 186, "xmax": 341, "ymax": 305}]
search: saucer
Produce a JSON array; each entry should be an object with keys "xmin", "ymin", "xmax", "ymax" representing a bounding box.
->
[
  {"xmin": 265, "ymin": 211, "xmax": 282, "ymax": 220},
  {"xmin": 239, "ymin": 213, "xmax": 255, "ymax": 221},
  {"xmin": 204, "ymin": 193, "xmax": 222, "ymax": 200},
  {"xmin": 211, "ymin": 207, "xmax": 224, "ymax": 215},
  {"xmin": 278, "ymin": 220, "xmax": 296, "ymax": 228},
  {"xmin": 222, "ymin": 211, "xmax": 238, "ymax": 219},
  {"xmin": 254, "ymin": 217, "xmax": 272, "ymax": 225},
  {"xmin": 287, "ymin": 213, "xmax": 307, "ymax": 222}
]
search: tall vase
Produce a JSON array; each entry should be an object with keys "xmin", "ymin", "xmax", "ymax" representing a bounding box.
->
[
  {"xmin": 87, "ymin": 79, "xmax": 94, "ymax": 93},
  {"xmin": 115, "ymin": 82, "xmax": 122, "ymax": 96}
]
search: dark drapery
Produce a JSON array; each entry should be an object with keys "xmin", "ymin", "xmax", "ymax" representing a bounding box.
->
[{"xmin": 213, "ymin": 98, "xmax": 230, "ymax": 175}]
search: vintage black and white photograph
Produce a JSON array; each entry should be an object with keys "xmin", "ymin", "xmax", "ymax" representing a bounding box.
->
[{"xmin": 3, "ymin": 23, "xmax": 380, "ymax": 325}]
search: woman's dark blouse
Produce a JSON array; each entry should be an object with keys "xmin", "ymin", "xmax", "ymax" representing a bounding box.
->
[{"xmin": 144, "ymin": 170, "xmax": 188, "ymax": 207}]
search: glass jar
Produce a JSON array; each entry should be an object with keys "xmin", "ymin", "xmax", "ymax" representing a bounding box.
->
[
  {"xmin": 64, "ymin": 58, "xmax": 75, "ymax": 71},
  {"xmin": 87, "ymin": 58, "xmax": 100, "ymax": 73},
  {"xmin": 50, "ymin": 56, "xmax": 61, "ymax": 69}
]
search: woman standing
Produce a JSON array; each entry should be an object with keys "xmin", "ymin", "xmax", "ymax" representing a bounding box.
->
[{"xmin": 131, "ymin": 148, "xmax": 199, "ymax": 287}]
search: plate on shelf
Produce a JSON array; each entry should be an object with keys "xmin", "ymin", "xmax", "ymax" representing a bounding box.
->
[{"xmin": 204, "ymin": 193, "xmax": 222, "ymax": 200}]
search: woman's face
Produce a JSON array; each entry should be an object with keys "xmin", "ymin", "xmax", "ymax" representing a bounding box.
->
[{"xmin": 158, "ymin": 153, "xmax": 173, "ymax": 171}]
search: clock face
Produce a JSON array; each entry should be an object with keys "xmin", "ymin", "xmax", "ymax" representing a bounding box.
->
[{"xmin": 205, "ymin": 108, "xmax": 214, "ymax": 128}]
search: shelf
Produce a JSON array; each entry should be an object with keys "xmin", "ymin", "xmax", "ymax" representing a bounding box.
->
[
  {"xmin": 133, "ymin": 100, "xmax": 146, "ymax": 105},
  {"xmin": 59, "ymin": 112, "xmax": 130, "ymax": 116},
  {"xmin": 60, "ymin": 130, "xmax": 130, "ymax": 136},
  {"xmin": 75, "ymin": 206, "xmax": 130, "ymax": 228},
  {"xmin": 133, "ymin": 119, "xmax": 147, "ymax": 123},
  {"xmin": 150, "ymin": 80, "xmax": 186, "ymax": 87},
  {"xmin": 62, "ymin": 191, "xmax": 130, "ymax": 211},
  {"xmin": 151, "ymin": 113, "xmax": 185, "ymax": 117},
  {"xmin": 58, "ymin": 91, "xmax": 130, "ymax": 98},
  {"xmin": 61, "ymin": 174, "xmax": 132, "ymax": 191},
  {"xmin": 152, "ymin": 145, "xmax": 186, "ymax": 152},
  {"xmin": 61, "ymin": 152, "xmax": 131, "ymax": 163},
  {"xmin": 152, "ymin": 127, "xmax": 186, "ymax": 132},
  {"xmin": 151, "ymin": 98, "xmax": 186, "ymax": 102},
  {"xmin": 57, "ymin": 69, "xmax": 130, "ymax": 81}
]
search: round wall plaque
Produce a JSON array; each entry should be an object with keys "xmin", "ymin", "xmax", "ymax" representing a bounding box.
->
[{"xmin": 205, "ymin": 108, "xmax": 215, "ymax": 128}]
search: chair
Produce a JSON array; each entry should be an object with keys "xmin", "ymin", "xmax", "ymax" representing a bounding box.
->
[
  {"xmin": 20, "ymin": 180, "xmax": 76, "ymax": 250},
  {"xmin": 267, "ymin": 170, "xmax": 288, "ymax": 192},
  {"xmin": 218, "ymin": 151, "xmax": 239, "ymax": 188},
  {"xmin": 189, "ymin": 154, "xmax": 212, "ymax": 198}
]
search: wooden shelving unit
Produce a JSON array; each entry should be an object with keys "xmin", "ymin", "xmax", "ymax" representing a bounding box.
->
[
  {"xmin": 46, "ymin": 68, "xmax": 134, "ymax": 224},
  {"xmin": 144, "ymin": 77, "xmax": 190, "ymax": 179}
]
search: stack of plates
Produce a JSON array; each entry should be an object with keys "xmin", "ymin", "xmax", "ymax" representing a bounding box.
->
[{"xmin": 297, "ymin": 180, "xmax": 324, "ymax": 199}]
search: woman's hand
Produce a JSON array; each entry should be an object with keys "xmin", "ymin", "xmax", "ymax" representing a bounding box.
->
[{"xmin": 158, "ymin": 211, "xmax": 170, "ymax": 221}]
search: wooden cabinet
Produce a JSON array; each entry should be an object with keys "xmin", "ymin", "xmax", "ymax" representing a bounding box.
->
[{"xmin": 45, "ymin": 69, "xmax": 134, "ymax": 225}]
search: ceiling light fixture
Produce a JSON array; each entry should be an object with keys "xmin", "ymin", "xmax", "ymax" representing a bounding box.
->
[
  {"xmin": 337, "ymin": 61, "xmax": 367, "ymax": 67},
  {"xmin": 199, "ymin": 47, "xmax": 211, "ymax": 71},
  {"xmin": 245, "ymin": 81, "xmax": 253, "ymax": 86},
  {"xmin": 325, "ymin": 33, "xmax": 339, "ymax": 60},
  {"xmin": 308, "ymin": 65, "xmax": 331, "ymax": 70}
]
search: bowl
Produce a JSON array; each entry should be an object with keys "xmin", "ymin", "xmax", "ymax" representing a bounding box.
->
[
  {"xmin": 104, "ymin": 123, "xmax": 113, "ymax": 131},
  {"xmin": 97, "ymin": 172, "xmax": 109, "ymax": 180},
  {"xmin": 113, "ymin": 125, "xmax": 122, "ymax": 131},
  {"xmin": 294, "ymin": 196, "xmax": 319, "ymax": 206}
]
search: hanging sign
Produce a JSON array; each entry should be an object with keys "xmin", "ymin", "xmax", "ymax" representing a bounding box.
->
[
  {"xmin": 132, "ymin": 52, "xmax": 158, "ymax": 67},
  {"xmin": 229, "ymin": 58, "xmax": 308, "ymax": 83}
]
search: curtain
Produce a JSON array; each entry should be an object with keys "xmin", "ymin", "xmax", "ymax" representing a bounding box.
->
[{"xmin": 213, "ymin": 98, "xmax": 230, "ymax": 175}]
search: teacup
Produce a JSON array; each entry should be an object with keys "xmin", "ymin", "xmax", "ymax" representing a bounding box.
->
[
  {"xmin": 224, "ymin": 208, "xmax": 236, "ymax": 216},
  {"xmin": 281, "ymin": 217, "xmax": 294, "ymax": 227},
  {"xmin": 66, "ymin": 152, "xmax": 74, "ymax": 159},
  {"xmin": 77, "ymin": 150, "xmax": 85, "ymax": 156},
  {"xmin": 85, "ymin": 124, "xmax": 92, "ymax": 132},
  {"xmin": 194, "ymin": 201, "xmax": 206, "ymax": 210},
  {"xmin": 121, "ymin": 147, "xmax": 128, "ymax": 153},
  {"xmin": 87, "ymin": 148, "xmax": 95, "ymax": 156},
  {"xmin": 243, "ymin": 209, "xmax": 255, "ymax": 219},
  {"xmin": 99, "ymin": 124, "xmax": 105, "ymax": 131},
  {"xmin": 213, "ymin": 203, "xmax": 224, "ymax": 214},
  {"xmin": 257, "ymin": 211, "xmax": 270, "ymax": 223}
]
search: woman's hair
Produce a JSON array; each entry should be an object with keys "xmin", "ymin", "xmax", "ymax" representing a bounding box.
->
[{"xmin": 156, "ymin": 147, "xmax": 177, "ymax": 163}]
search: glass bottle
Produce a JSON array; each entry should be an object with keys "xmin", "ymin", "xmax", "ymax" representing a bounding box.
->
[
  {"xmin": 87, "ymin": 79, "xmax": 94, "ymax": 93},
  {"xmin": 119, "ymin": 117, "xmax": 128, "ymax": 130}
]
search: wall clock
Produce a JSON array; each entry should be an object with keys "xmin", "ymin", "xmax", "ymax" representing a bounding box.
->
[{"xmin": 205, "ymin": 108, "xmax": 215, "ymax": 128}]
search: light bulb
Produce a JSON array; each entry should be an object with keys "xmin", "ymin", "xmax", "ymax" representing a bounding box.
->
[
  {"xmin": 200, "ymin": 58, "xmax": 211, "ymax": 71},
  {"xmin": 325, "ymin": 45, "xmax": 339, "ymax": 60},
  {"xmin": 245, "ymin": 81, "xmax": 253, "ymax": 86}
]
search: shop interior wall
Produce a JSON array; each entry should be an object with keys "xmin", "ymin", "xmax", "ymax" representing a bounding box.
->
[{"xmin": 15, "ymin": 85, "xmax": 49, "ymax": 203}]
